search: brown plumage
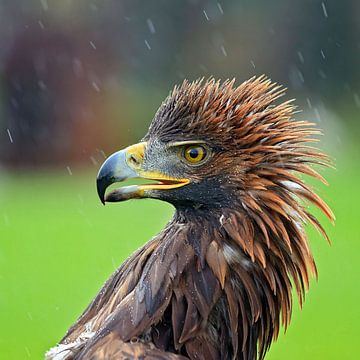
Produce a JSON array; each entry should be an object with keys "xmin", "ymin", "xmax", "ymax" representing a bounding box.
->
[{"xmin": 47, "ymin": 76, "xmax": 334, "ymax": 360}]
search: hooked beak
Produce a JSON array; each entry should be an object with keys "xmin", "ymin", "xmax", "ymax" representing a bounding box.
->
[{"xmin": 96, "ymin": 142, "xmax": 190, "ymax": 204}]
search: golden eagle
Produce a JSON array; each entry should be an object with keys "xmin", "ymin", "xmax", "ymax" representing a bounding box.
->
[{"xmin": 47, "ymin": 76, "xmax": 334, "ymax": 359}]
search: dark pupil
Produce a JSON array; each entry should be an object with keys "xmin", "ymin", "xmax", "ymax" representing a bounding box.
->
[{"xmin": 189, "ymin": 148, "xmax": 199, "ymax": 158}]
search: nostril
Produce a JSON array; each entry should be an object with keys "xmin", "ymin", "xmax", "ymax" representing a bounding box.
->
[{"xmin": 129, "ymin": 154, "xmax": 140, "ymax": 166}]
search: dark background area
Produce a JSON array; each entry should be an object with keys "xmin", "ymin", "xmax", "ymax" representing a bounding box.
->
[{"xmin": 0, "ymin": 0, "xmax": 359, "ymax": 168}]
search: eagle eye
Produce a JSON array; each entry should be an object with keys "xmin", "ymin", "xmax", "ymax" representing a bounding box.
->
[{"xmin": 182, "ymin": 145, "xmax": 208, "ymax": 165}]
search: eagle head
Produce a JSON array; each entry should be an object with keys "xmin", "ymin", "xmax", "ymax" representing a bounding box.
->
[{"xmin": 97, "ymin": 77, "xmax": 333, "ymax": 222}]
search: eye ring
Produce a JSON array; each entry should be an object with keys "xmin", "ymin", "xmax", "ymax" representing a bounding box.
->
[{"xmin": 182, "ymin": 144, "xmax": 209, "ymax": 165}]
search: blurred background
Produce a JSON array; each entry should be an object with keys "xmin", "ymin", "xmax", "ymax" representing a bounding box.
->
[{"xmin": 0, "ymin": 1, "xmax": 358, "ymax": 359}]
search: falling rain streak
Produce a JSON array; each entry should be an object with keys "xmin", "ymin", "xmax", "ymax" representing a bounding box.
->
[
  {"xmin": 144, "ymin": 39, "xmax": 151, "ymax": 50},
  {"xmin": 203, "ymin": 10, "xmax": 209, "ymax": 21},
  {"xmin": 321, "ymin": 2, "xmax": 328, "ymax": 18},
  {"xmin": 217, "ymin": 3, "xmax": 224, "ymax": 15},
  {"xmin": 146, "ymin": 19, "xmax": 156, "ymax": 34},
  {"xmin": 354, "ymin": 93, "xmax": 360, "ymax": 108},
  {"xmin": 92, "ymin": 82, "xmax": 100, "ymax": 92},
  {"xmin": 40, "ymin": 0, "xmax": 48, "ymax": 11},
  {"xmin": 7, "ymin": 129, "xmax": 13, "ymax": 143},
  {"xmin": 297, "ymin": 51, "xmax": 304, "ymax": 63}
]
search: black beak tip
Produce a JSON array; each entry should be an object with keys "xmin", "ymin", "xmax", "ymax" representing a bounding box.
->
[{"xmin": 96, "ymin": 175, "xmax": 108, "ymax": 205}]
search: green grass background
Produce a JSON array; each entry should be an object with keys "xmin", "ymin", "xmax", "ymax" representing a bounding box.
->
[{"xmin": 0, "ymin": 141, "xmax": 358, "ymax": 360}]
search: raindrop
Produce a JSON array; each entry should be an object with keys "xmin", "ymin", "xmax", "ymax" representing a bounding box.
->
[
  {"xmin": 40, "ymin": 0, "xmax": 48, "ymax": 11},
  {"xmin": 353, "ymin": 93, "xmax": 360, "ymax": 108},
  {"xmin": 146, "ymin": 19, "xmax": 156, "ymax": 34},
  {"xmin": 176, "ymin": 70, "xmax": 185, "ymax": 79},
  {"xmin": 97, "ymin": 149, "xmax": 107, "ymax": 159},
  {"xmin": 73, "ymin": 58, "xmax": 84, "ymax": 78},
  {"xmin": 92, "ymin": 82, "xmax": 100, "ymax": 92},
  {"xmin": 6, "ymin": 129, "xmax": 13, "ymax": 143},
  {"xmin": 90, "ymin": 156, "xmax": 97, "ymax": 165},
  {"xmin": 297, "ymin": 51, "xmax": 304, "ymax": 63},
  {"xmin": 38, "ymin": 20, "xmax": 45, "ymax": 29},
  {"xmin": 306, "ymin": 97, "xmax": 312, "ymax": 109},
  {"xmin": 199, "ymin": 64, "xmax": 208, "ymax": 72},
  {"xmin": 77, "ymin": 194, "xmax": 84, "ymax": 204},
  {"xmin": 78, "ymin": 208, "xmax": 92, "ymax": 227},
  {"xmin": 38, "ymin": 80, "xmax": 47, "ymax": 91},
  {"xmin": 89, "ymin": 41, "xmax": 96, "ymax": 50},
  {"xmin": 250, "ymin": 60, "xmax": 256, "ymax": 69},
  {"xmin": 220, "ymin": 45, "xmax": 227, "ymax": 57},
  {"xmin": 66, "ymin": 166, "xmax": 73, "ymax": 175},
  {"xmin": 321, "ymin": 2, "xmax": 328, "ymax": 18},
  {"xmin": 217, "ymin": 3, "xmax": 224, "ymax": 15},
  {"xmin": 314, "ymin": 107, "xmax": 321, "ymax": 122},
  {"xmin": 144, "ymin": 39, "xmax": 151, "ymax": 50},
  {"xmin": 320, "ymin": 49, "xmax": 326, "ymax": 59},
  {"xmin": 203, "ymin": 10, "xmax": 209, "ymax": 21},
  {"xmin": 297, "ymin": 69, "xmax": 304, "ymax": 83},
  {"xmin": 3, "ymin": 213, "xmax": 9, "ymax": 225},
  {"xmin": 25, "ymin": 347, "xmax": 31, "ymax": 357},
  {"xmin": 318, "ymin": 69, "xmax": 327, "ymax": 79},
  {"xmin": 89, "ymin": 3, "xmax": 98, "ymax": 12},
  {"xmin": 27, "ymin": 312, "xmax": 33, "ymax": 321}
]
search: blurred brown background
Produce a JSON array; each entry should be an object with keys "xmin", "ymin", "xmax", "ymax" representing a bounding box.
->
[{"xmin": 0, "ymin": 0, "xmax": 358, "ymax": 169}]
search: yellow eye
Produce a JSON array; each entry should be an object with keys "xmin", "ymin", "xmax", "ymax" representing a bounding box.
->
[{"xmin": 183, "ymin": 145, "xmax": 207, "ymax": 164}]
